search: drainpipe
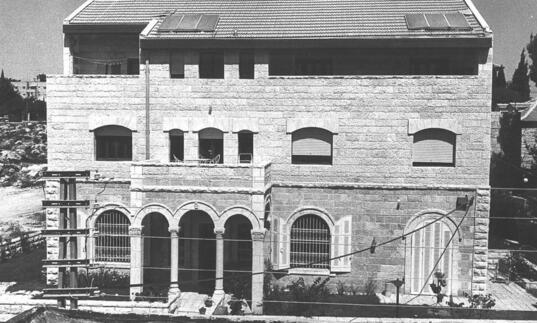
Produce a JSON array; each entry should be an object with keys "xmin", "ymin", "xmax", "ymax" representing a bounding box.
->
[{"xmin": 145, "ymin": 59, "xmax": 150, "ymax": 160}]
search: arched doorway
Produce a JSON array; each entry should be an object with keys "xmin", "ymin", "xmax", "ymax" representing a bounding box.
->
[
  {"xmin": 179, "ymin": 210, "xmax": 216, "ymax": 294},
  {"xmin": 142, "ymin": 212, "xmax": 170, "ymax": 297},
  {"xmin": 223, "ymin": 215, "xmax": 253, "ymax": 299}
]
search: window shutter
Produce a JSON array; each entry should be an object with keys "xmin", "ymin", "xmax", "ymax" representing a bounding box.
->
[
  {"xmin": 413, "ymin": 129, "xmax": 455, "ymax": 164},
  {"xmin": 292, "ymin": 128, "xmax": 332, "ymax": 156},
  {"xmin": 278, "ymin": 219, "xmax": 289, "ymax": 269},
  {"xmin": 331, "ymin": 216, "xmax": 352, "ymax": 272},
  {"xmin": 272, "ymin": 217, "xmax": 279, "ymax": 269}
]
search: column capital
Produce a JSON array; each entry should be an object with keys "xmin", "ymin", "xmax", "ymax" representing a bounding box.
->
[
  {"xmin": 129, "ymin": 225, "xmax": 143, "ymax": 236},
  {"xmin": 214, "ymin": 228, "xmax": 225, "ymax": 237},
  {"xmin": 169, "ymin": 227, "xmax": 180, "ymax": 235},
  {"xmin": 251, "ymin": 229, "xmax": 266, "ymax": 241}
]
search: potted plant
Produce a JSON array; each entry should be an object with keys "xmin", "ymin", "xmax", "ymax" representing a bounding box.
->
[{"xmin": 429, "ymin": 272, "xmax": 447, "ymax": 304}]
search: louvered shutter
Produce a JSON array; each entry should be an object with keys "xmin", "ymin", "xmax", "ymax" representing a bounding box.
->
[
  {"xmin": 278, "ymin": 219, "xmax": 289, "ymax": 269},
  {"xmin": 413, "ymin": 129, "xmax": 455, "ymax": 164},
  {"xmin": 292, "ymin": 128, "xmax": 332, "ymax": 156},
  {"xmin": 272, "ymin": 217, "xmax": 279, "ymax": 269},
  {"xmin": 331, "ymin": 216, "xmax": 352, "ymax": 272}
]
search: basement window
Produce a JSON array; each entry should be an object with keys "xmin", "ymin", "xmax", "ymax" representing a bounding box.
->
[{"xmin": 95, "ymin": 125, "xmax": 132, "ymax": 161}]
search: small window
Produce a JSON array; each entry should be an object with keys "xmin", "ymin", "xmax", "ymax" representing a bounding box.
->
[
  {"xmin": 413, "ymin": 129, "xmax": 456, "ymax": 167},
  {"xmin": 199, "ymin": 128, "xmax": 224, "ymax": 163},
  {"xmin": 239, "ymin": 51, "xmax": 255, "ymax": 79},
  {"xmin": 127, "ymin": 58, "xmax": 140, "ymax": 75},
  {"xmin": 95, "ymin": 125, "xmax": 132, "ymax": 161},
  {"xmin": 199, "ymin": 51, "xmax": 224, "ymax": 79},
  {"xmin": 290, "ymin": 214, "xmax": 330, "ymax": 269},
  {"xmin": 170, "ymin": 51, "xmax": 184, "ymax": 79},
  {"xmin": 292, "ymin": 128, "xmax": 333, "ymax": 165},
  {"xmin": 169, "ymin": 129, "xmax": 184, "ymax": 162},
  {"xmin": 95, "ymin": 210, "xmax": 130, "ymax": 263},
  {"xmin": 238, "ymin": 131, "xmax": 253, "ymax": 163}
]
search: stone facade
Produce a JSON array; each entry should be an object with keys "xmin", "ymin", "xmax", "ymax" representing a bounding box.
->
[{"xmin": 45, "ymin": 26, "xmax": 493, "ymax": 313}]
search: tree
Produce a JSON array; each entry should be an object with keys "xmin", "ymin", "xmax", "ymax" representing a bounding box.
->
[
  {"xmin": 509, "ymin": 49, "xmax": 530, "ymax": 102},
  {"xmin": 528, "ymin": 33, "xmax": 537, "ymax": 87},
  {"xmin": 0, "ymin": 70, "xmax": 24, "ymax": 120}
]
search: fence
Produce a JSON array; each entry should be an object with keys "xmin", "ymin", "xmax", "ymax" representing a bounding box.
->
[{"xmin": 0, "ymin": 232, "xmax": 45, "ymax": 261}]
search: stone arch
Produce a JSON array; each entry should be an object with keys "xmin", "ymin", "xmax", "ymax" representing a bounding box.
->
[
  {"xmin": 285, "ymin": 206, "xmax": 335, "ymax": 234},
  {"xmin": 174, "ymin": 201, "xmax": 219, "ymax": 227},
  {"xmin": 219, "ymin": 205, "xmax": 262, "ymax": 231},
  {"xmin": 86, "ymin": 202, "xmax": 131, "ymax": 229},
  {"xmin": 133, "ymin": 203, "xmax": 176, "ymax": 228},
  {"xmin": 404, "ymin": 208, "xmax": 461, "ymax": 242}
]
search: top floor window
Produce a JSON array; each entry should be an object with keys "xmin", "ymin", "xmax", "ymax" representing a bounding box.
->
[
  {"xmin": 95, "ymin": 125, "xmax": 132, "ymax": 161},
  {"xmin": 292, "ymin": 128, "xmax": 333, "ymax": 165},
  {"xmin": 239, "ymin": 51, "xmax": 255, "ymax": 79},
  {"xmin": 170, "ymin": 52, "xmax": 184, "ymax": 79},
  {"xmin": 199, "ymin": 128, "xmax": 224, "ymax": 163},
  {"xmin": 199, "ymin": 51, "xmax": 224, "ymax": 79},
  {"xmin": 412, "ymin": 128, "xmax": 456, "ymax": 167}
]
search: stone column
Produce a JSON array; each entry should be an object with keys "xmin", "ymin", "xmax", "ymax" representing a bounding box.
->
[
  {"xmin": 251, "ymin": 229, "xmax": 265, "ymax": 314},
  {"xmin": 44, "ymin": 180, "xmax": 60, "ymax": 286},
  {"xmin": 254, "ymin": 50, "xmax": 269, "ymax": 79},
  {"xmin": 472, "ymin": 188, "xmax": 490, "ymax": 294},
  {"xmin": 63, "ymin": 34, "xmax": 74, "ymax": 75},
  {"xmin": 224, "ymin": 50, "xmax": 239, "ymax": 79},
  {"xmin": 224, "ymin": 132, "xmax": 237, "ymax": 164},
  {"xmin": 129, "ymin": 226, "xmax": 143, "ymax": 300},
  {"xmin": 214, "ymin": 228, "xmax": 225, "ymax": 297},
  {"xmin": 169, "ymin": 227, "xmax": 180, "ymax": 299},
  {"xmin": 184, "ymin": 50, "xmax": 199, "ymax": 79}
]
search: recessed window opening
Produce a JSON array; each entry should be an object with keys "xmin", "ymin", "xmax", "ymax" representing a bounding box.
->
[
  {"xmin": 413, "ymin": 128, "xmax": 456, "ymax": 167},
  {"xmin": 199, "ymin": 128, "xmax": 224, "ymax": 163},
  {"xmin": 290, "ymin": 214, "xmax": 330, "ymax": 269},
  {"xmin": 199, "ymin": 51, "xmax": 224, "ymax": 79},
  {"xmin": 95, "ymin": 210, "xmax": 130, "ymax": 263},
  {"xmin": 239, "ymin": 51, "xmax": 255, "ymax": 79},
  {"xmin": 127, "ymin": 58, "xmax": 140, "ymax": 75},
  {"xmin": 238, "ymin": 131, "xmax": 253, "ymax": 163},
  {"xmin": 170, "ymin": 51, "xmax": 184, "ymax": 78},
  {"xmin": 292, "ymin": 127, "xmax": 333, "ymax": 165},
  {"xmin": 169, "ymin": 129, "xmax": 184, "ymax": 162},
  {"xmin": 95, "ymin": 125, "xmax": 132, "ymax": 161}
]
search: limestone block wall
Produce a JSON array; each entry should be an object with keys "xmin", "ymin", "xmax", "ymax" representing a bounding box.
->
[
  {"xmin": 47, "ymin": 47, "xmax": 492, "ymax": 188},
  {"xmin": 269, "ymin": 185, "xmax": 486, "ymax": 295}
]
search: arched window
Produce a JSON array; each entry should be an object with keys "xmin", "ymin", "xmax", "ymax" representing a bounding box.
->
[
  {"xmin": 199, "ymin": 128, "xmax": 224, "ymax": 163},
  {"xmin": 413, "ymin": 129, "xmax": 456, "ymax": 166},
  {"xmin": 169, "ymin": 129, "xmax": 184, "ymax": 162},
  {"xmin": 95, "ymin": 125, "xmax": 132, "ymax": 161},
  {"xmin": 408, "ymin": 217, "xmax": 454, "ymax": 294},
  {"xmin": 292, "ymin": 128, "xmax": 333, "ymax": 165},
  {"xmin": 95, "ymin": 210, "xmax": 130, "ymax": 263},
  {"xmin": 290, "ymin": 214, "xmax": 330, "ymax": 269}
]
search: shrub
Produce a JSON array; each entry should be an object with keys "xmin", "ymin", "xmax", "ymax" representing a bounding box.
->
[
  {"xmin": 463, "ymin": 292, "xmax": 496, "ymax": 309},
  {"xmin": 364, "ymin": 277, "xmax": 377, "ymax": 296}
]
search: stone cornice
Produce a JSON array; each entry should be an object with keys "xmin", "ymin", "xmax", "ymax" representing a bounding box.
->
[
  {"xmin": 130, "ymin": 185, "xmax": 264, "ymax": 195},
  {"xmin": 268, "ymin": 181, "xmax": 489, "ymax": 192}
]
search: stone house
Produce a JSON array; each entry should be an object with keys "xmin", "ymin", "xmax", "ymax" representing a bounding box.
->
[{"xmin": 46, "ymin": 0, "xmax": 492, "ymax": 314}]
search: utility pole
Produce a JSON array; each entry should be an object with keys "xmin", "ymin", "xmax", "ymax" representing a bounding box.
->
[{"xmin": 390, "ymin": 278, "xmax": 405, "ymax": 318}]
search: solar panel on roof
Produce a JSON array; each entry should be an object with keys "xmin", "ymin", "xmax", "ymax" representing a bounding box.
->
[
  {"xmin": 444, "ymin": 12, "xmax": 472, "ymax": 30},
  {"xmin": 177, "ymin": 14, "xmax": 202, "ymax": 31},
  {"xmin": 197, "ymin": 14, "xmax": 219, "ymax": 32},
  {"xmin": 425, "ymin": 14, "xmax": 450, "ymax": 30},
  {"xmin": 159, "ymin": 14, "xmax": 183, "ymax": 31},
  {"xmin": 405, "ymin": 14, "xmax": 428, "ymax": 30}
]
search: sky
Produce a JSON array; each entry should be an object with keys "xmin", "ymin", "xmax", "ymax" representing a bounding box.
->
[{"xmin": 0, "ymin": 0, "xmax": 536, "ymax": 81}]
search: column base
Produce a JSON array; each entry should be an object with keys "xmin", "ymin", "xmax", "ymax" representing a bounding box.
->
[
  {"xmin": 168, "ymin": 285, "xmax": 181, "ymax": 300},
  {"xmin": 130, "ymin": 287, "xmax": 143, "ymax": 301}
]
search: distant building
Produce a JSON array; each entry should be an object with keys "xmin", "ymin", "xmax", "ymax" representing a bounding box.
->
[{"xmin": 12, "ymin": 75, "xmax": 46, "ymax": 101}]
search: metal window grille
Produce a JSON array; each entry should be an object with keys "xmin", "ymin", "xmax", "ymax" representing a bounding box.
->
[
  {"xmin": 290, "ymin": 214, "xmax": 330, "ymax": 269},
  {"xmin": 95, "ymin": 210, "xmax": 130, "ymax": 263}
]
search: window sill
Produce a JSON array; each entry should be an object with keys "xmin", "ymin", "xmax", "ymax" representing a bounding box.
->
[{"xmin": 288, "ymin": 268, "xmax": 333, "ymax": 276}]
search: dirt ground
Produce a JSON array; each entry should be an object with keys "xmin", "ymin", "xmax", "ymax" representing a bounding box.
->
[{"xmin": 0, "ymin": 186, "xmax": 44, "ymax": 236}]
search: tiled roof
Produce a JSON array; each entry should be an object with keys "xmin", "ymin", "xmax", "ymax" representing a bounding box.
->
[{"xmin": 66, "ymin": 0, "xmax": 490, "ymax": 39}]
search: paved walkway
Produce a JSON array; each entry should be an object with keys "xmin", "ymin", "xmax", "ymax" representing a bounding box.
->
[{"xmin": 488, "ymin": 279, "xmax": 537, "ymax": 311}]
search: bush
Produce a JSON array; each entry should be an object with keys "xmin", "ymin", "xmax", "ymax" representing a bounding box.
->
[
  {"xmin": 499, "ymin": 253, "xmax": 537, "ymax": 281},
  {"xmin": 463, "ymin": 292, "xmax": 496, "ymax": 309}
]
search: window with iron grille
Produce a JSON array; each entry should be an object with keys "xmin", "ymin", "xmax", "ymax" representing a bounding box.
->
[
  {"xmin": 95, "ymin": 210, "xmax": 130, "ymax": 263},
  {"xmin": 290, "ymin": 214, "xmax": 331, "ymax": 269}
]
